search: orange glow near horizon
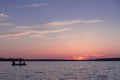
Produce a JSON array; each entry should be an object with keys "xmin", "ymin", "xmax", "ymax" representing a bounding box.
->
[{"xmin": 70, "ymin": 56, "xmax": 86, "ymax": 60}]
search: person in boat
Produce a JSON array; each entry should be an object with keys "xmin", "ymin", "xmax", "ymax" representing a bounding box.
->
[
  {"xmin": 23, "ymin": 61, "xmax": 26, "ymax": 65},
  {"xmin": 19, "ymin": 58, "xmax": 26, "ymax": 65},
  {"xmin": 12, "ymin": 60, "xmax": 15, "ymax": 65},
  {"xmin": 19, "ymin": 57, "xmax": 22, "ymax": 64}
]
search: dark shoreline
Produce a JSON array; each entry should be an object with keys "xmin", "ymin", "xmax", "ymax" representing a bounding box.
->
[{"xmin": 0, "ymin": 58, "xmax": 120, "ymax": 61}]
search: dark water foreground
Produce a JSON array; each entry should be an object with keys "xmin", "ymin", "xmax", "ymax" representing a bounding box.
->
[{"xmin": 0, "ymin": 61, "xmax": 120, "ymax": 80}]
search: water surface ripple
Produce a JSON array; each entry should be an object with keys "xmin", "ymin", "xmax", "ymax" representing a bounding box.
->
[{"xmin": 0, "ymin": 61, "xmax": 120, "ymax": 80}]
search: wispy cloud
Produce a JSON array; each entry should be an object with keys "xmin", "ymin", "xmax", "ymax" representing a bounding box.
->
[
  {"xmin": 81, "ymin": 19, "xmax": 103, "ymax": 23},
  {"xmin": 42, "ymin": 20, "xmax": 82, "ymax": 27},
  {"xmin": 0, "ymin": 28, "xmax": 71, "ymax": 39},
  {"xmin": 0, "ymin": 19, "xmax": 103, "ymax": 39},
  {"xmin": 0, "ymin": 13, "xmax": 9, "ymax": 20},
  {"xmin": 0, "ymin": 23, "xmax": 14, "ymax": 27},
  {"xmin": 0, "ymin": 31, "xmax": 30, "ymax": 38},
  {"xmin": 44, "ymin": 19, "xmax": 103, "ymax": 26},
  {"xmin": 31, "ymin": 28, "xmax": 71, "ymax": 34},
  {"xmin": 17, "ymin": 3, "xmax": 48, "ymax": 8},
  {"xmin": 0, "ymin": 13, "xmax": 12, "ymax": 27},
  {"xmin": 19, "ymin": 19, "xmax": 103, "ymax": 29}
]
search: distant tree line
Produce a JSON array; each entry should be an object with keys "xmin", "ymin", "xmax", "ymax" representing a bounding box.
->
[{"xmin": 0, "ymin": 58, "xmax": 120, "ymax": 61}]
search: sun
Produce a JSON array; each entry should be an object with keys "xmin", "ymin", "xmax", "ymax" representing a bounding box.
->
[{"xmin": 71, "ymin": 56, "xmax": 85, "ymax": 60}]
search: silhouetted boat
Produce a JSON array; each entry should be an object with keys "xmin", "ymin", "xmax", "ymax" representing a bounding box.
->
[
  {"xmin": 11, "ymin": 58, "xmax": 27, "ymax": 66},
  {"xmin": 12, "ymin": 63, "xmax": 27, "ymax": 66}
]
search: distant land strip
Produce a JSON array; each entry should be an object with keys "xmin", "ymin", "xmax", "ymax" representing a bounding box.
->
[{"xmin": 0, "ymin": 58, "xmax": 120, "ymax": 61}]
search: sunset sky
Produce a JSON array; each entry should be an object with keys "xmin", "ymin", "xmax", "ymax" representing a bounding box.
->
[{"xmin": 0, "ymin": 0, "xmax": 120, "ymax": 60}]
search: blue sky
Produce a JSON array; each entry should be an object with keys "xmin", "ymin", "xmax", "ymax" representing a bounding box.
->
[{"xmin": 0, "ymin": 0, "xmax": 120, "ymax": 59}]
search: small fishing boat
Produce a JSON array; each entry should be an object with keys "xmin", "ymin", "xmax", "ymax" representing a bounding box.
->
[
  {"xmin": 11, "ymin": 58, "xmax": 27, "ymax": 66},
  {"xmin": 12, "ymin": 62, "xmax": 27, "ymax": 66}
]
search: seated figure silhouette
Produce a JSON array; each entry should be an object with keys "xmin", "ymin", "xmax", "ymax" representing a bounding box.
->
[{"xmin": 12, "ymin": 60, "xmax": 15, "ymax": 65}]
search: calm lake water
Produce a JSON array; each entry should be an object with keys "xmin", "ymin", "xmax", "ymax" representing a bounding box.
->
[{"xmin": 0, "ymin": 61, "xmax": 120, "ymax": 80}]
